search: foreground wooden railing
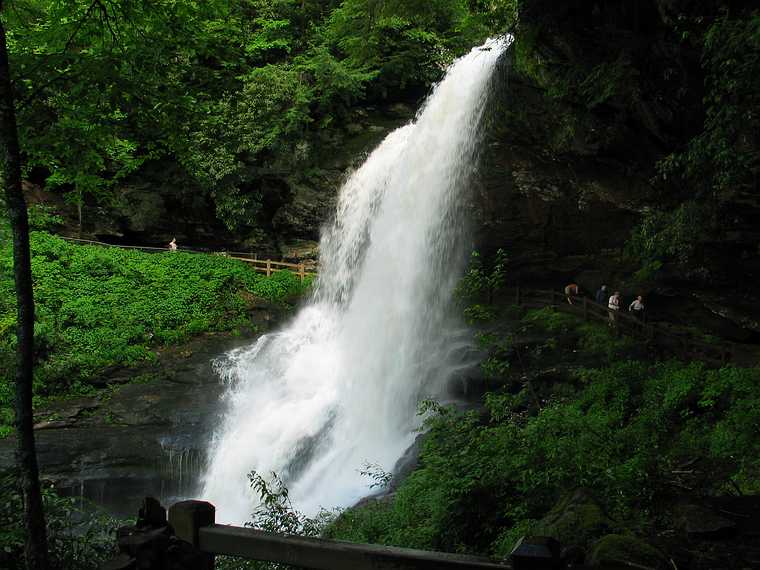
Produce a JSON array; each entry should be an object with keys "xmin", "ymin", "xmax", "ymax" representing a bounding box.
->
[
  {"xmin": 166, "ymin": 500, "xmax": 582, "ymax": 570},
  {"xmin": 197, "ymin": 525, "xmax": 508, "ymax": 569},
  {"xmin": 509, "ymin": 286, "xmax": 732, "ymax": 365},
  {"xmin": 102, "ymin": 496, "xmax": 598, "ymax": 569},
  {"xmin": 105, "ymin": 498, "xmax": 541, "ymax": 570}
]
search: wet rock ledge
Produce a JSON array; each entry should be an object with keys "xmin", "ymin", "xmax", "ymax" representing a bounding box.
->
[{"xmin": 0, "ymin": 330, "xmax": 261, "ymax": 518}]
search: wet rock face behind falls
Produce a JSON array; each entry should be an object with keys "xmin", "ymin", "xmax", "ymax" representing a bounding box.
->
[
  {"xmin": 0, "ymin": 332, "xmax": 260, "ymax": 518},
  {"xmin": 468, "ymin": 1, "xmax": 760, "ymax": 344}
]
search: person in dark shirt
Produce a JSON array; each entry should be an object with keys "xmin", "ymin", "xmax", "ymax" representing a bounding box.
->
[{"xmin": 595, "ymin": 285, "xmax": 607, "ymax": 305}]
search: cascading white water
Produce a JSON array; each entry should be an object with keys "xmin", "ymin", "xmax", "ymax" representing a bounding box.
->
[{"xmin": 201, "ymin": 37, "xmax": 510, "ymax": 523}]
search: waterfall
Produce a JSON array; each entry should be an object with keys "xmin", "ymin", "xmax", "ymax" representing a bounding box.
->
[{"xmin": 201, "ymin": 37, "xmax": 510, "ymax": 523}]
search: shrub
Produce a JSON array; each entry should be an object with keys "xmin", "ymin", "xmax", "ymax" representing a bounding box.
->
[
  {"xmin": 326, "ymin": 361, "xmax": 760, "ymax": 556},
  {"xmin": 521, "ymin": 307, "xmax": 576, "ymax": 334},
  {"xmin": 455, "ymin": 249, "xmax": 508, "ymax": 306},
  {"xmin": 0, "ymin": 472, "xmax": 121, "ymax": 570},
  {"xmin": 215, "ymin": 471, "xmax": 334, "ymax": 570}
]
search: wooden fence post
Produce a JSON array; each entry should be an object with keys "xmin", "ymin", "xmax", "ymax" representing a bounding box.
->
[
  {"xmin": 299, "ymin": 263, "xmax": 305, "ymax": 283},
  {"xmin": 266, "ymin": 259, "xmax": 271, "ymax": 277},
  {"xmin": 169, "ymin": 500, "xmax": 215, "ymax": 569}
]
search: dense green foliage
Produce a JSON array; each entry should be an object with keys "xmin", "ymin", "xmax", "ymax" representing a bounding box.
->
[
  {"xmin": 2, "ymin": 0, "xmax": 513, "ymax": 236},
  {"xmin": 325, "ymin": 309, "xmax": 760, "ymax": 556},
  {"xmin": 516, "ymin": 2, "xmax": 759, "ymax": 179},
  {"xmin": 631, "ymin": 9, "xmax": 760, "ymax": 276},
  {"xmin": 638, "ymin": 9, "xmax": 760, "ymax": 278},
  {"xmin": 659, "ymin": 10, "xmax": 760, "ymax": 197},
  {"xmin": 0, "ymin": 233, "xmax": 312, "ymax": 436},
  {"xmin": 216, "ymin": 471, "xmax": 336, "ymax": 570},
  {"xmin": 625, "ymin": 201, "xmax": 714, "ymax": 282},
  {"xmin": 454, "ymin": 249, "xmax": 507, "ymax": 323},
  {"xmin": 0, "ymin": 472, "xmax": 120, "ymax": 570}
]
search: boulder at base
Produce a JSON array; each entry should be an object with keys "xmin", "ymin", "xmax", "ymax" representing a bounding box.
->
[
  {"xmin": 532, "ymin": 488, "xmax": 613, "ymax": 548},
  {"xmin": 589, "ymin": 534, "xmax": 669, "ymax": 569}
]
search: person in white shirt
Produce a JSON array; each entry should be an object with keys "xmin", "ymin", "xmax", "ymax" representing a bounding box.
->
[{"xmin": 629, "ymin": 295, "xmax": 645, "ymax": 320}]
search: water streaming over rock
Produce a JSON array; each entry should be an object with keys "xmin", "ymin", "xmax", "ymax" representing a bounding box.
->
[{"xmin": 201, "ymin": 37, "xmax": 510, "ymax": 523}]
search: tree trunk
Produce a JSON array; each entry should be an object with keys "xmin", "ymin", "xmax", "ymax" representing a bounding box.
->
[
  {"xmin": 0, "ymin": 3, "xmax": 50, "ymax": 569},
  {"xmin": 77, "ymin": 195, "xmax": 82, "ymax": 237}
]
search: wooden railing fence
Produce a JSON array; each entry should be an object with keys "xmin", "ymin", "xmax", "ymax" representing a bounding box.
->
[
  {"xmin": 58, "ymin": 236, "xmax": 316, "ymax": 282},
  {"xmin": 54, "ymin": 236, "xmax": 729, "ymax": 361},
  {"xmin": 152, "ymin": 499, "xmax": 565, "ymax": 570},
  {"xmin": 106, "ymin": 498, "xmax": 561, "ymax": 570},
  {"xmin": 509, "ymin": 286, "xmax": 732, "ymax": 365},
  {"xmin": 228, "ymin": 256, "xmax": 313, "ymax": 281}
]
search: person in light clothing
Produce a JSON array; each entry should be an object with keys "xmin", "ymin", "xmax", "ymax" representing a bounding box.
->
[
  {"xmin": 629, "ymin": 295, "xmax": 645, "ymax": 320},
  {"xmin": 608, "ymin": 291, "xmax": 621, "ymax": 327}
]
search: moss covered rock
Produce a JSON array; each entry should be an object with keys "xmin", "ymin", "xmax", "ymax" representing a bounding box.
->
[
  {"xmin": 589, "ymin": 534, "xmax": 669, "ymax": 569},
  {"xmin": 532, "ymin": 488, "xmax": 613, "ymax": 548}
]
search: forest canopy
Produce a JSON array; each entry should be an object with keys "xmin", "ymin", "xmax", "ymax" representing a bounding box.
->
[{"xmin": 1, "ymin": 0, "xmax": 515, "ymax": 233}]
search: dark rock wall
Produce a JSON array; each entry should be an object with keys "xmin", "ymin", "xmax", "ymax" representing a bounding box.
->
[{"xmin": 469, "ymin": 1, "xmax": 760, "ymax": 343}]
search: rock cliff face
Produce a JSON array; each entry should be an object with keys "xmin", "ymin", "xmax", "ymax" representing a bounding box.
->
[
  {"xmin": 470, "ymin": 1, "xmax": 760, "ymax": 345},
  {"xmin": 0, "ymin": 333, "xmax": 230, "ymax": 517},
  {"xmin": 0, "ymin": 301, "xmax": 284, "ymax": 516}
]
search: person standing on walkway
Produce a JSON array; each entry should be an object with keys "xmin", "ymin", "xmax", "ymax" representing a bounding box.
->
[
  {"xmin": 608, "ymin": 291, "xmax": 621, "ymax": 327},
  {"xmin": 565, "ymin": 283, "xmax": 580, "ymax": 305},
  {"xmin": 595, "ymin": 284, "xmax": 607, "ymax": 305},
  {"xmin": 629, "ymin": 295, "xmax": 645, "ymax": 320},
  {"xmin": 168, "ymin": 237, "xmax": 178, "ymax": 252}
]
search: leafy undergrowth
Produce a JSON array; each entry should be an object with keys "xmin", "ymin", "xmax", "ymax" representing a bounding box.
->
[
  {"xmin": 0, "ymin": 232, "xmax": 313, "ymax": 436},
  {"xmin": 324, "ymin": 309, "xmax": 760, "ymax": 558},
  {"xmin": 0, "ymin": 472, "xmax": 122, "ymax": 570}
]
